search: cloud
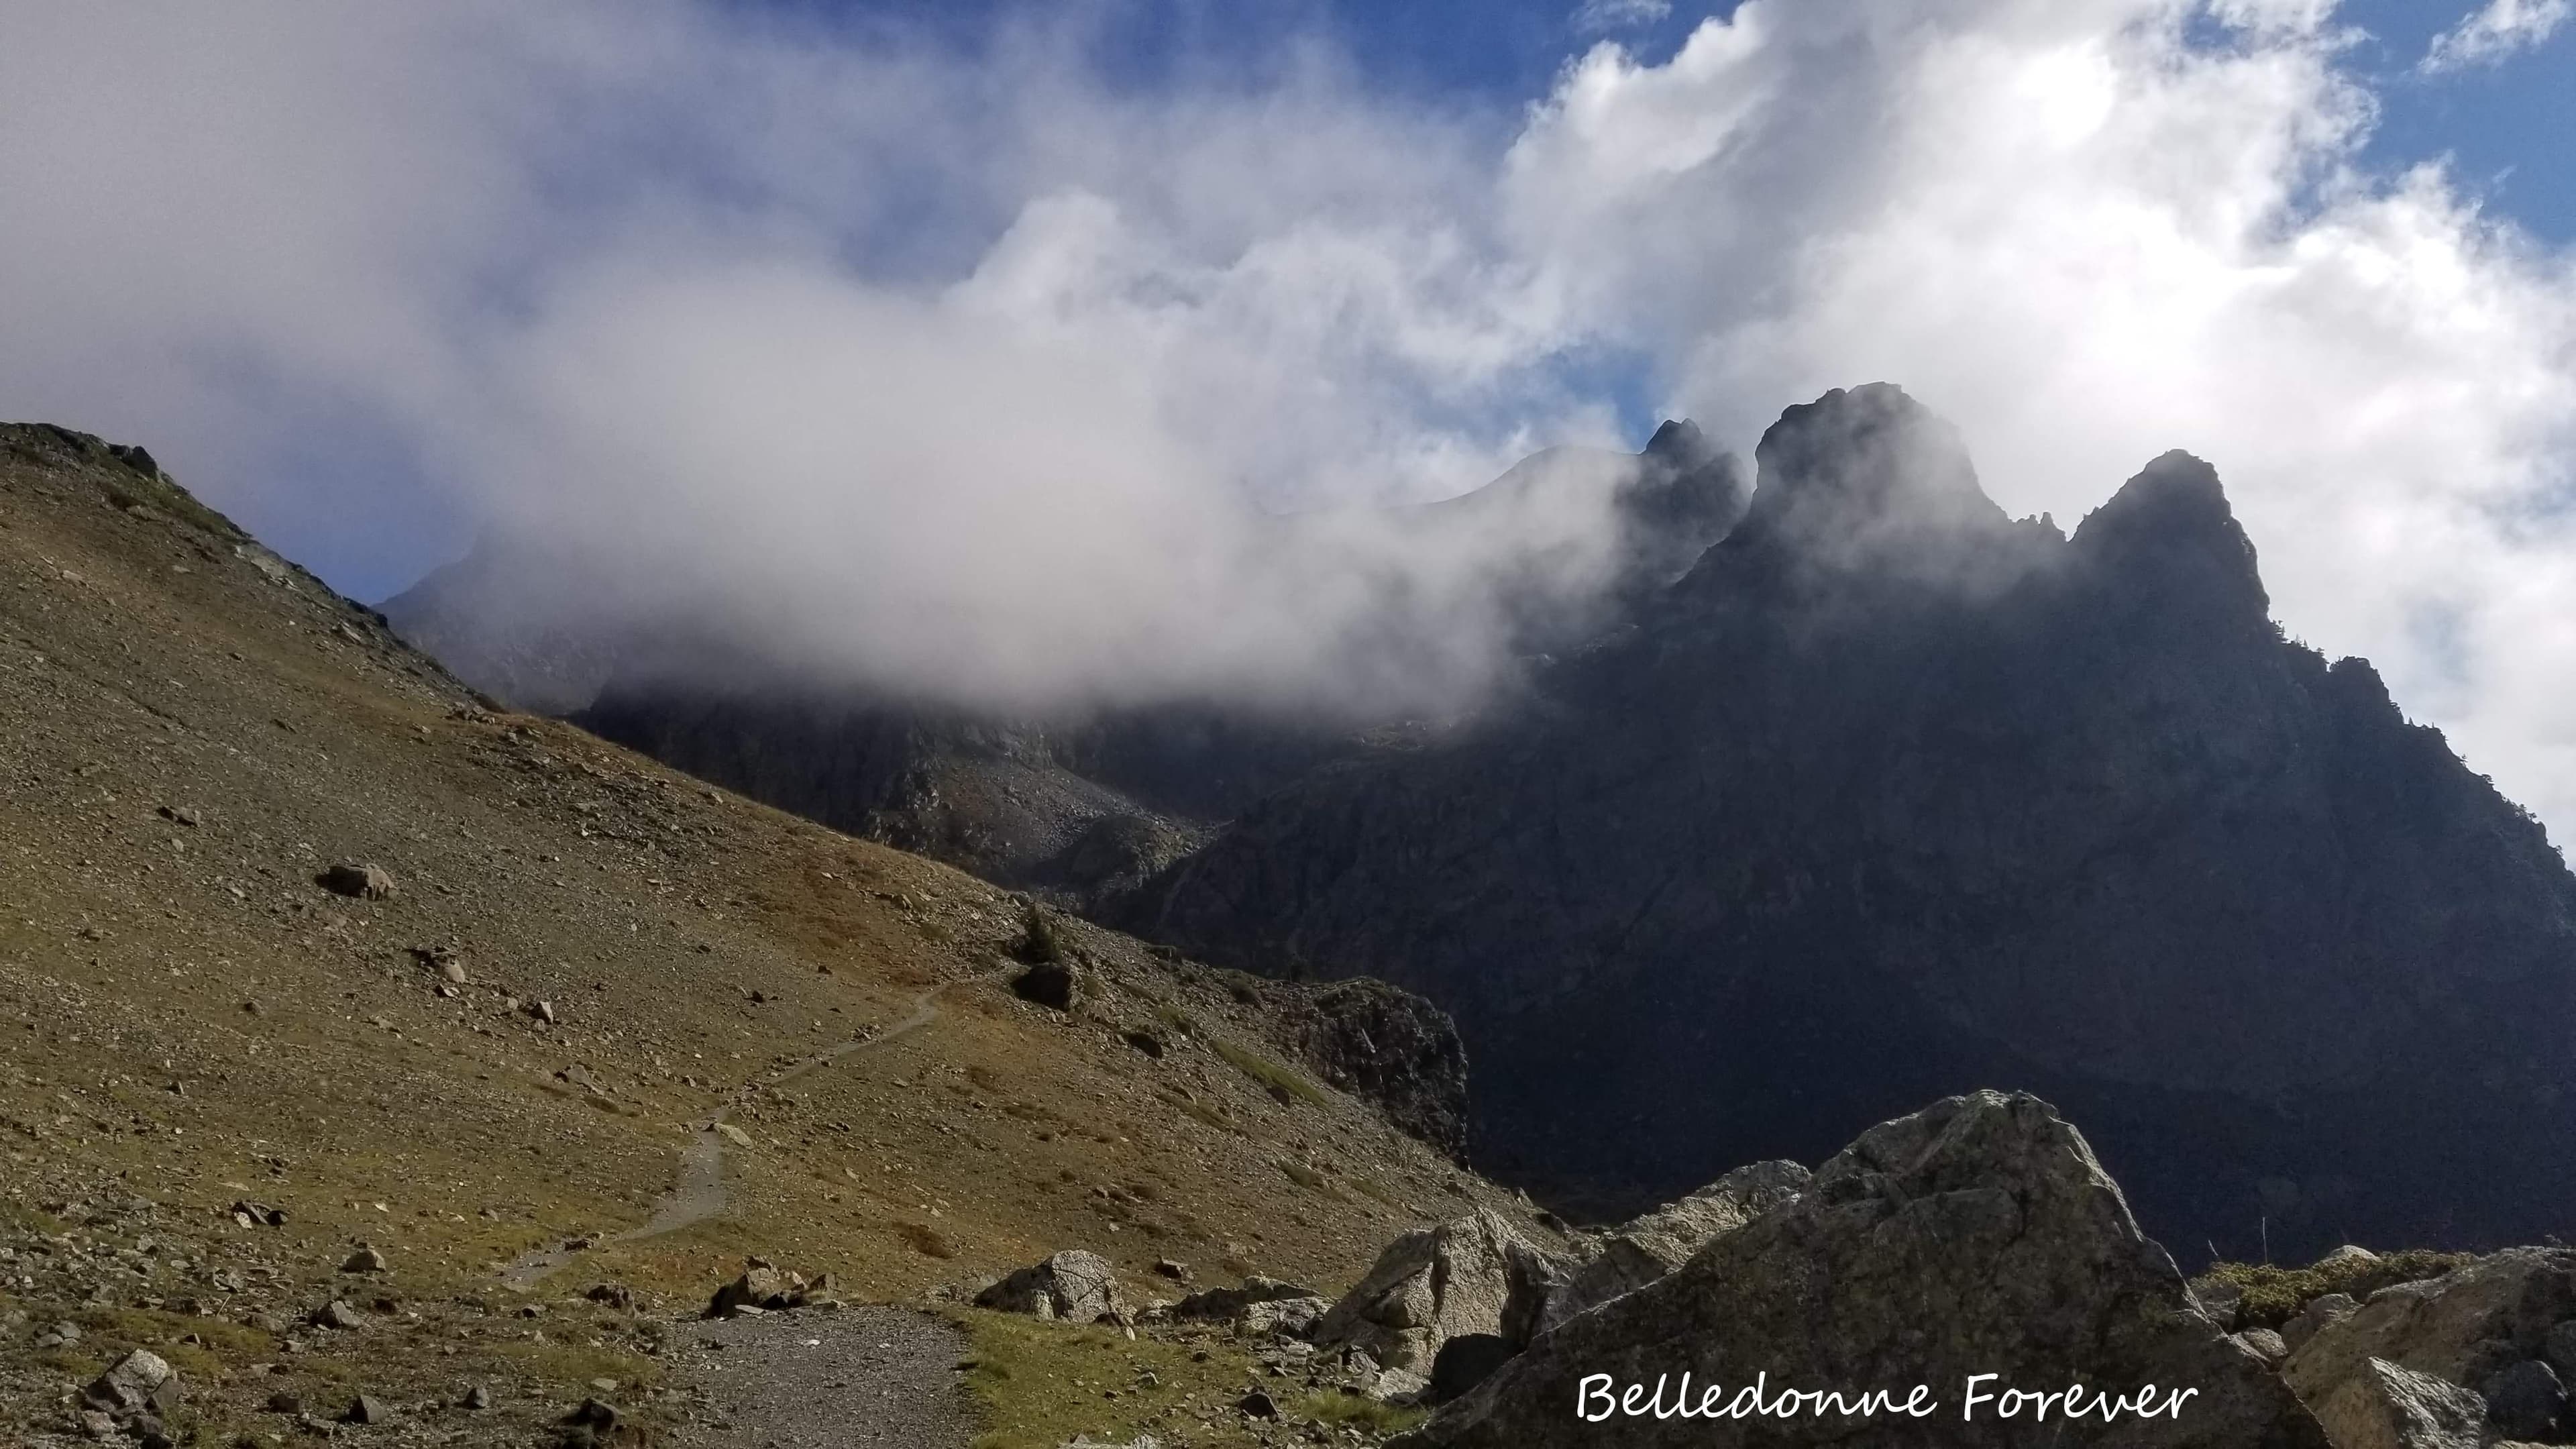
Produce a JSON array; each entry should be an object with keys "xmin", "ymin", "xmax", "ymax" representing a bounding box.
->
[
  {"xmin": 1572, "ymin": 0, "xmax": 1676, "ymax": 34},
  {"xmin": 3, "ymin": 2, "xmax": 2576, "ymax": 835},
  {"xmin": 2422, "ymin": 0, "xmax": 2572, "ymax": 71}
]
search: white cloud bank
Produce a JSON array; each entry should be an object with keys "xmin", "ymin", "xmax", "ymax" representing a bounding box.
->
[
  {"xmin": 2422, "ymin": 0, "xmax": 2572, "ymax": 71},
  {"xmin": 3, "ymin": 1, "xmax": 2575, "ymax": 828}
]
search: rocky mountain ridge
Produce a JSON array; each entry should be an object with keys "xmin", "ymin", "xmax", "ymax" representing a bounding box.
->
[{"xmin": 1127, "ymin": 384, "xmax": 2576, "ymax": 1256}]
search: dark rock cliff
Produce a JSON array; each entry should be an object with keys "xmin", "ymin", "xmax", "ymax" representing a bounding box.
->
[{"xmin": 1126, "ymin": 384, "xmax": 2576, "ymax": 1256}]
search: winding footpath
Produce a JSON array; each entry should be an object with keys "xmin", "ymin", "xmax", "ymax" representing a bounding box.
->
[{"xmin": 501, "ymin": 969, "xmax": 991, "ymax": 1288}]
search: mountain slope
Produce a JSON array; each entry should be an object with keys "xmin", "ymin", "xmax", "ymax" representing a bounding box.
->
[
  {"xmin": 0, "ymin": 423, "xmax": 1541, "ymax": 1444},
  {"xmin": 1126, "ymin": 384, "xmax": 2576, "ymax": 1256}
]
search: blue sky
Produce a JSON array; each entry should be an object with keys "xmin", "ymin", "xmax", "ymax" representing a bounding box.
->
[{"xmin": 751, "ymin": 0, "xmax": 2576, "ymax": 241}]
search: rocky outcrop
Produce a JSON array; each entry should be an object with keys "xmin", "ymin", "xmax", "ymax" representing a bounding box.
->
[
  {"xmin": 2309, "ymin": 1358, "xmax": 2489, "ymax": 1449},
  {"xmin": 976, "ymin": 1250, "xmax": 1127, "ymax": 1324},
  {"xmin": 1253, "ymin": 977, "xmax": 1470, "ymax": 1158},
  {"xmin": 2284, "ymin": 1248, "xmax": 2576, "ymax": 1442},
  {"xmin": 1395, "ymin": 1091, "xmax": 2328, "ymax": 1448},
  {"xmin": 1313, "ymin": 1209, "xmax": 1529, "ymax": 1392},
  {"xmin": 1534, "ymin": 1159, "xmax": 1808, "ymax": 1334},
  {"xmin": 1134, "ymin": 384, "xmax": 2576, "ymax": 1255}
]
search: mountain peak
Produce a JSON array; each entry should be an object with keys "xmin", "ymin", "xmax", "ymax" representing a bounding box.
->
[
  {"xmin": 2072, "ymin": 448, "xmax": 2268, "ymax": 621},
  {"xmin": 1730, "ymin": 383, "xmax": 2010, "ymax": 574},
  {"xmin": 1641, "ymin": 418, "xmax": 1716, "ymax": 473}
]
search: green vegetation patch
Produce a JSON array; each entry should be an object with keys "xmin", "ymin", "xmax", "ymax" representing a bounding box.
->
[
  {"xmin": 947, "ymin": 1309, "xmax": 1276, "ymax": 1449},
  {"xmin": 1209, "ymin": 1040, "xmax": 1331, "ymax": 1109},
  {"xmin": 1291, "ymin": 1388, "xmax": 1427, "ymax": 1435},
  {"xmin": 2197, "ymin": 1248, "xmax": 2477, "ymax": 1327}
]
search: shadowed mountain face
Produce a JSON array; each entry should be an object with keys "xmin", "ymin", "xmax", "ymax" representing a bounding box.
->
[{"xmin": 1126, "ymin": 384, "xmax": 2576, "ymax": 1257}]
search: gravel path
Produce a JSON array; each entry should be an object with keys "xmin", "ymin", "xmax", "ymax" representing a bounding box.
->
[{"xmin": 668, "ymin": 1305, "xmax": 976, "ymax": 1448}]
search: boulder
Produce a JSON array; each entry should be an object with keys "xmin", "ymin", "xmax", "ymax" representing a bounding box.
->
[
  {"xmin": 2481, "ymin": 1358, "xmax": 2567, "ymax": 1442},
  {"xmin": 2308, "ymin": 1357, "xmax": 2486, "ymax": 1449},
  {"xmin": 1171, "ymin": 1276, "xmax": 1322, "ymax": 1324},
  {"xmin": 705, "ymin": 1258, "xmax": 806, "ymax": 1318},
  {"xmin": 1240, "ymin": 1297, "xmax": 1329, "ymax": 1339},
  {"xmin": 1534, "ymin": 1159, "xmax": 1809, "ymax": 1335},
  {"xmin": 2238, "ymin": 1328, "xmax": 2291, "ymax": 1364},
  {"xmin": 1393, "ymin": 1091, "xmax": 2328, "ymax": 1448},
  {"xmin": 976, "ymin": 1250, "xmax": 1126, "ymax": 1324},
  {"xmin": 2282, "ymin": 1292, "xmax": 2360, "ymax": 1351},
  {"xmin": 2282, "ymin": 1248, "xmax": 2576, "ymax": 1413},
  {"xmin": 1313, "ymin": 1210, "xmax": 1527, "ymax": 1383},
  {"xmin": 1426, "ymin": 1334, "xmax": 1517, "ymax": 1405},
  {"xmin": 318, "ymin": 863, "xmax": 394, "ymax": 900},
  {"xmin": 1012, "ymin": 960, "xmax": 1079, "ymax": 1012},
  {"xmin": 83, "ymin": 1350, "xmax": 181, "ymax": 1417}
]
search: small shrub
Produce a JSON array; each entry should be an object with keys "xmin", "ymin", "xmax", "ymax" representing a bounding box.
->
[
  {"xmin": 1018, "ymin": 906, "xmax": 1067, "ymax": 965},
  {"xmin": 894, "ymin": 1221, "xmax": 959, "ymax": 1258}
]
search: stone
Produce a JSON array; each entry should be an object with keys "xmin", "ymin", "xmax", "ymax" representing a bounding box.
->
[
  {"xmin": 1393, "ymin": 1092, "xmax": 2328, "ymax": 1448},
  {"xmin": 2481, "ymin": 1358, "xmax": 2567, "ymax": 1441},
  {"xmin": 1171, "ymin": 1277, "xmax": 1322, "ymax": 1323},
  {"xmin": 312, "ymin": 1299, "xmax": 368, "ymax": 1330},
  {"xmin": 83, "ymin": 1349, "xmax": 181, "ymax": 1416},
  {"xmin": 2238, "ymin": 1328, "xmax": 2292, "ymax": 1364},
  {"xmin": 2309, "ymin": 1357, "xmax": 2485, "ymax": 1449},
  {"xmin": 2284, "ymin": 1248, "xmax": 2576, "ymax": 1412},
  {"xmin": 230, "ymin": 1198, "xmax": 287, "ymax": 1227},
  {"xmin": 531, "ymin": 999, "xmax": 558, "ymax": 1024},
  {"xmin": 1241, "ymin": 1297, "xmax": 1330, "ymax": 1339},
  {"xmin": 2546, "ymin": 1319, "xmax": 2576, "ymax": 1379},
  {"xmin": 2194, "ymin": 1276, "xmax": 2246, "ymax": 1329},
  {"xmin": 441, "ymin": 960, "xmax": 470, "ymax": 985},
  {"xmin": 714, "ymin": 1122, "xmax": 753, "ymax": 1147},
  {"xmin": 2284, "ymin": 1292, "xmax": 2361, "ymax": 1351},
  {"xmin": 341, "ymin": 1244, "xmax": 388, "ymax": 1273},
  {"xmin": 1236, "ymin": 1388, "xmax": 1278, "ymax": 1418},
  {"xmin": 462, "ymin": 1383, "xmax": 492, "ymax": 1410},
  {"xmin": 1534, "ymin": 1159, "xmax": 1809, "ymax": 1336},
  {"xmin": 1313, "ymin": 1210, "xmax": 1527, "ymax": 1383},
  {"xmin": 976, "ymin": 1250, "xmax": 1126, "ymax": 1324},
  {"xmin": 1011, "ymin": 960, "xmax": 1079, "ymax": 1012},
  {"xmin": 318, "ymin": 863, "xmax": 394, "ymax": 900},
  {"xmin": 1426, "ymin": 1334, "xmax": 1516, "ymax": 1405},
  {"xmin": 343, "ymin": 1393, "xmax": 394, "ymax": 1424},
  {"xmin": 706, "ymin": 1259, "xmax": 804, "ymax": 1318},
  {"xmin": 2320, "ymin": 1244, "xmax": 2381, "ymax": 1269},
  {"xmin": 1152, "ymin": 1258, "xmax": 1190, "ymax": 1282}
]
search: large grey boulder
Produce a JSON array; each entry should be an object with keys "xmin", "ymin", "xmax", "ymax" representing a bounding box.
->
[
  {"xmin": 1313, "ymin": 1209, "xmax": 1525, "ymax": 1383},
  {"xmin": 2308, "ymin": 1357, "xmax": 2487, "ymax": 1449},
  {"xmin": 1394, "ymin": 1091, "xmax": 2328, "ymax": 1448},
  {"xmin": 2283, "ymin": 1248, "xmax": 2576, "ymax": 1416},
  {"xmin": 976, "ymin": 1250, "xmax": 1126, "ymax": 1324},
  {"xmin": 83, "ymin": 1350, "xmax": 181, "ymax": 1417},
  {"xmin": 1535, "ymin": 1159, "xmax": 1809, "ymax": 1335}
]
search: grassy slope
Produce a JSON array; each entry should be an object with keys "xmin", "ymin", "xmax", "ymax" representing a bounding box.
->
[{"xmin": 0, "ymin": 425, "xmax": 1549, "ymax": 1444}]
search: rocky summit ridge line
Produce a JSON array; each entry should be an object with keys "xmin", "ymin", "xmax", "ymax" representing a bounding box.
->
[{"xmin": 1126, "ymin": 383, "xmax": 2576, "ymax": 1258}]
